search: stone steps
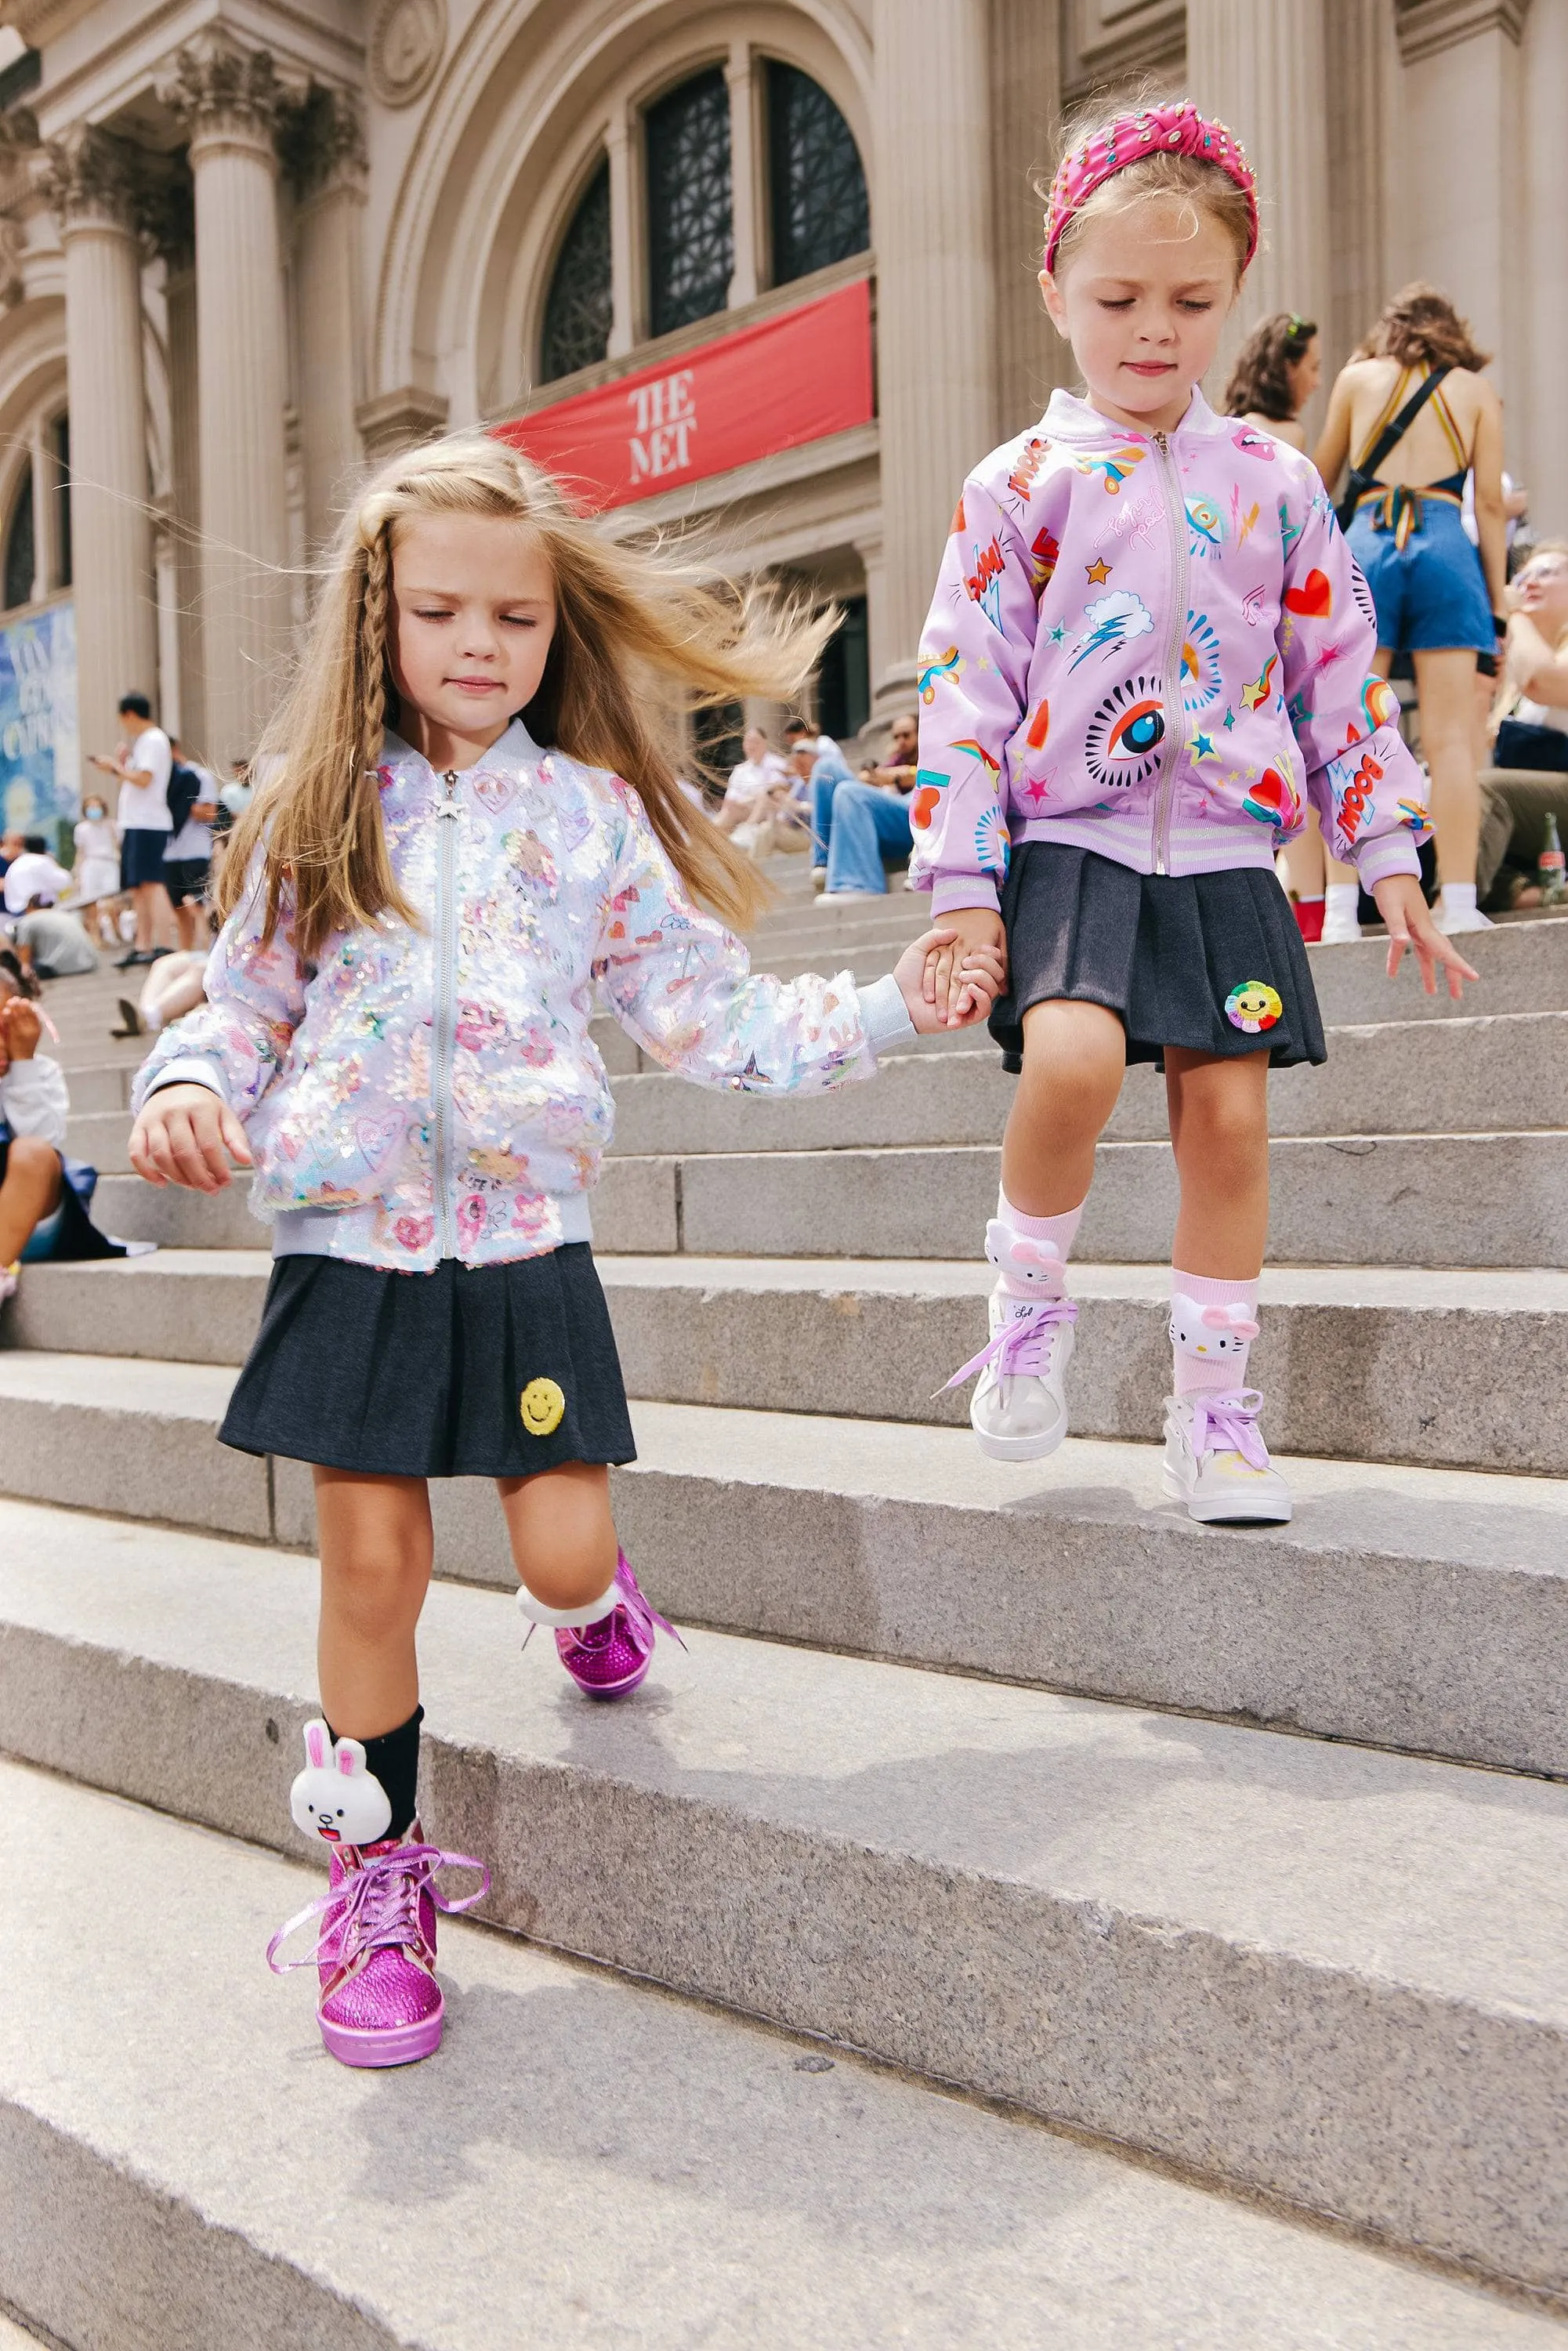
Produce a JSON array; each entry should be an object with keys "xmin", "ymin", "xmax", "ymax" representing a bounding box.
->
[
  {"xmin": 63, "ymin": 1009, "xmax": 1568, "ymax": 1172},
  {"xmin": 79, "ymin": 1129, "xmax": 1568, "ymax": 1265},
  {"xmin": 9, "ymin": 1766, "xmax": 1555, "ymax": 2351},
  {"xmin": 2, "ymin": 1362, "xmax": 1562, "ymax": 1773},
  {"xmin": 3, "ymin": 1507, "xmax": 1565, "ymax": 2298},
  {"xmin": 10, "ymin": 1251, "xmax": 1568, "ymax": 1480}
]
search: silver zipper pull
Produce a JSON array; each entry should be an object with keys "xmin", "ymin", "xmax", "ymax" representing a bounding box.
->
[{"xmin": 437, "ymin": 767, "xmax": 461, "ymax": 817}]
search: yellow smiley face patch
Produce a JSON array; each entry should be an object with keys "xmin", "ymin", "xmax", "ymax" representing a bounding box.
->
[{"xmin": 520, "ymin": 1378, "xmax": 566, "ymax": 1437}]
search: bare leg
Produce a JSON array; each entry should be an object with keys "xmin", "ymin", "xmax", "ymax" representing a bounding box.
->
[
  {"xmin": 313, "ymin": 1468, "xmax": 433, "ymax": 1739},
  {"xmin": 1165, "ymin": 1048, "xmax": 1271, "ymax": 1277},
  {"xmin": 1413, "ymin": 646, "xmax": 1483, "ymax": 887},
  {"xmin": 0, "ymin": 1136, "xmax": 63, "ymax": 1262},
  {"xmin": 1000, "ymin": 999, "xmax": 1125, "ymax": 1215},
  {"xmin": 497, "ymin": 1460, "xmax": 618, "ymax": 1610},
  {"xmin": 1280, "ymin": 807, "xmax": 1326, "ymax": 900}
]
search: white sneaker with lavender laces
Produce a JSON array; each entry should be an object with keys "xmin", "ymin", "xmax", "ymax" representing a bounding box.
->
[
  {"xmin": 946, "ymin": 1219, "xmax": 1077, "ymax": 1462},
  {"xmin": 1162, "ymin": 1389, "xmax": 1293, "ymax": 1523}
]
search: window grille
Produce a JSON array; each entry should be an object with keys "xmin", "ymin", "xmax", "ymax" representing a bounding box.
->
[
  {"xmin": 540, "ymin": 158, "xmax": 612, "ymax": 384},
  {"xmin": 646, "ymin": 68, "xmax": 733, "ymax": 339},
  {"xmin": 766, "ymin": 63, "xmax": 868, "ymax": 286},
  {"xmin": 3, "ymin": 462, "xmax": 32, "ymax": 610}
]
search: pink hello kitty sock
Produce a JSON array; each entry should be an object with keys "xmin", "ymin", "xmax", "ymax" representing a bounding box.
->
[
  {"xmin": 993, "ymin": 1189, "xmax": 1084, "ymax": 1298},
  {"xmin": 1170, "ymin": 1270, "xmax": 1260, "ymax": 1396}
]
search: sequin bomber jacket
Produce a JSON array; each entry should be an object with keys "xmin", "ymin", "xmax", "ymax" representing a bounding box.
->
[
  {"xmin": 132, "ymin": 723, "xmax": 914, "ymax": 1271},
  {"xmin": 909, "ymin": 387, "xmax": 1430, "ymax": 915}
]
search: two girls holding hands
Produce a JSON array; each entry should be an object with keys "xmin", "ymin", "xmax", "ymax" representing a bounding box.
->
[{"xmin": 129, "ymin": 92, "xmax": 1472, "ymax": 2078}]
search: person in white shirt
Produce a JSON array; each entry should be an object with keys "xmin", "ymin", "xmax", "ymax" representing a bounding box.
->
[
  {"xmin": 89, "ymin": 690, "xmax": 175, "ymax": 968},
  {"xmin": 716, "ymin": 726, "xmax": 803, "ymax": 859},
  {"xmin": 72, "ymin": 790, "xmax": 122, "ymax": 942},
  {"xmin": 2, "ymin": 836, "xmax": 72, "ymax": 916}
]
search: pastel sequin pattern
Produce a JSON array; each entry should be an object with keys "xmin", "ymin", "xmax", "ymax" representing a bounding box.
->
[{"xmin": 132, "ymin": 724, "xmax": 877, "ymax": 1271}]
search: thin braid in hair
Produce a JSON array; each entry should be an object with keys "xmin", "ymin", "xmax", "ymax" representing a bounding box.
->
[{"xmin": 358, "ymin": 527, "xmax": 391, "ymax": 781}]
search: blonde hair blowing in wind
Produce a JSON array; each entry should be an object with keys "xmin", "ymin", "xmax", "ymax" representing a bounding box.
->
[{"xmin": 220, "ymin": 431, "xmax": 833, "ymax": 959}]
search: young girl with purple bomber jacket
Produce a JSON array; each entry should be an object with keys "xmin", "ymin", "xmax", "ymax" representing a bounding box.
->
[
  {"xmin": 917, "ymin": 99, "xmax": 1476, "ymax": 1523},
  {"xmin": 128, "ymin": 432, "xmax": 1001, "ymax": 2072}
]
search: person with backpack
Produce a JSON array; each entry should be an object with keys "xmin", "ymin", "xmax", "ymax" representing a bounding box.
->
[{"xmin": 161, "ymin": 737, "xmax": 219, "ymax": 951}]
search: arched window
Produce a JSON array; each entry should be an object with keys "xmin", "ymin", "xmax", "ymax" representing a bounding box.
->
[
  {"xmin": 766, "ymin": 63, "xmax": 868, "ymax": 285},
  {"xmin": 646, "ymin": 67, "xmax": 733, "ymax": 339},
  {"xmin": 540, "ymin": 158, "xmax": 612, "ymax": 384},
  {"xmin": 2, "ymin": 461, "xmax": 33, "ymax": 611}
]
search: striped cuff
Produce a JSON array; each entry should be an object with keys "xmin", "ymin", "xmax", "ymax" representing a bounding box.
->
[{"xmin": 857, "ymin": 972, "xmax": 917, "ymax": 1059}]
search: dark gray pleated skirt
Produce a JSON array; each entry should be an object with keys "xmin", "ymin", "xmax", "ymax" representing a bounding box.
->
[
  {"xmin": 219, "ymin": 1243, "xmax": 636, "ymax": 1478},
  {"xmin": 990, "ymin": 842, "xmax": 1327, "ymax": 1074}
]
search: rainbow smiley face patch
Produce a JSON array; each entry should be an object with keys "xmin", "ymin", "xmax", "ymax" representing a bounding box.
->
[
  {"xmin": 1225, "ymin": 980, "xmax": 1283, "ymax": 1035},
  {"xmin": 520, "ymin": 1378, "xmax": 566, "ymax": 1437}
]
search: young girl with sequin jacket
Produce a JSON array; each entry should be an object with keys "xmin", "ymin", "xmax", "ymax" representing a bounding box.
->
[{"xmin": 129, "ymin": 431, "xmax": 1002, "ymax": 2072}]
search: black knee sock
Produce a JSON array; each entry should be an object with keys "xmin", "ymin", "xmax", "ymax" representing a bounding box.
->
[{"xmin": 326, "ymin": 1704, "xmax": 423, "ymax": 1841}]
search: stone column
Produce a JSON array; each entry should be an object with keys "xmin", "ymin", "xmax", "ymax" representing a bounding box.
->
[
  {"xmin": 287, "ymin": 88, "xmax": 368, "ymax": 555},
  {"xmin": 871, "ymin": 0, "xmax": 994, "ymax": 707},
  {"xmin": 1393, "ymin": 0, "xmax": 1530, "ymax": 402},
  {"xmin": 164, "ymin": 34, "xmax": 292, "ymax": 768},
  {"xmin": 606, "ymin": 102, "xmax": 636, "ymax": 357},
  {"xmin": 165, "ymin": 258, "xmax": 205, "ymax": 755},
  {"xmin": 725, "ymin": 41, "xmax": 759, "ymax": 307},
  {"xmin": 41, "ymin": 127, "xmax": 158, "ymax": 767},
  {"xmin": 1186, "ymin": 0, "xmax": 1331, "ymax": 420}
]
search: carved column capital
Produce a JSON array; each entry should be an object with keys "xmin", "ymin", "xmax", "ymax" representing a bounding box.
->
[
  {"xmin": 280, "ymin": 85, "xmax": 368, "ymax": 203},
  {"xmin": 39, "ymin": 122, "xmax": 145, "ymax": 234},
  {"xmin": 0, "ymin": 107, "xmax": 41, "ymax": 168},
  {"xmin": 161, "ymin": 34, "xmax": 292, "ymax": 161}
]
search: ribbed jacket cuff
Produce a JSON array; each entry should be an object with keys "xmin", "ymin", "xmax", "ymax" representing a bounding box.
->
[
  {"xmin": 143, "ymin": 1055, "xmax": 231, "ymax": 1104},
  {"xmin": 1353, "ymin": 834, "xmax": 1424, "ymax": 889},
  {"xmin": 929, "ymin": 876, "xmax": 1001, "ymax": 917},
  {"xmin": 857, "ymin": 972, "xmax": 917, "ymax": 1059}
]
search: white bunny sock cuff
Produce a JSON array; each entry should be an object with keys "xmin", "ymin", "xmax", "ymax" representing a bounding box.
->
[{"xmin": 516, "ymin": 1578, "xmax": 621, "ymax": 1631}]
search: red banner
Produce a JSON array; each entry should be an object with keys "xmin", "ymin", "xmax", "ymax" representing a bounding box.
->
[{"xmin": 497, "ymin": 278, "xmax": 874, "ymax": 511}]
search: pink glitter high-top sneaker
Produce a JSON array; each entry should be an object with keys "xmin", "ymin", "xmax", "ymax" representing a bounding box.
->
[
  {"xmin": 267, "ymin": 1825, "xmax": 490, "ymax": 2068},
  {"xmin": 553, "ymin": 1551, "xmax": 683, "ymax": 1700}
]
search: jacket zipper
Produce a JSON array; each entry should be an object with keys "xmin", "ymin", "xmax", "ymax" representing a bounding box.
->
[
  {"xmin": 433, "ymin": 767, "xmax": 462, "ymax": 1257},
  {"xmin": 1150, "ymin": 429, "xmax": 1190, "ymax": 875}
]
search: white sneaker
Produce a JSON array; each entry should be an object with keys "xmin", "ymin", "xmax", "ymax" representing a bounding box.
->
[
  {"xmin": 0, "ymin": 1262, "xmax": 18, "ymax": 1308},
  {"xmin": 1162, "ymin": 1390, "xmax": 1292, "ymax": 1523},
  {"xmin": 810, "ymin": 867, "xmax": 827, "ymax": 893},
  {"xmin": 965, "ymin": 1284, "xmax": 1077, "ymax": 1460}
]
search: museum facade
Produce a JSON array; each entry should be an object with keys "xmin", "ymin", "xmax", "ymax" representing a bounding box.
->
[{"xmin": 0, "ymin": 0, "xmax": 1563, "ymax": 831}]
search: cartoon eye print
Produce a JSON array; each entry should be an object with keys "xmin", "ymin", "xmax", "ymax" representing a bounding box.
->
[
  {"xmin": 1085, "ymin": 673, "xmax": 1168, "ymax": 790},
  {"xmin": 1179, "ymin": 612, "xmax": 1224, "ymax": 715}
]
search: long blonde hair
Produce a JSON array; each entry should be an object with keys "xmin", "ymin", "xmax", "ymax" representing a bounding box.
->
[{"xmin": 220, "ymin": 432, "xmax": 831, "ymax": 957}]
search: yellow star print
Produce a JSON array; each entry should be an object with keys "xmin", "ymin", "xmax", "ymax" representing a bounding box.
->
[{"xmin": 1085, "ymin": 557, "xmax": 1112, "ymax": 585}]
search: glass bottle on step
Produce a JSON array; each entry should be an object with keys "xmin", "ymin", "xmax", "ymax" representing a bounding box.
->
[{"xmin": 1539, "ymin": 813, "xmax": 1566, "ymax": 906}]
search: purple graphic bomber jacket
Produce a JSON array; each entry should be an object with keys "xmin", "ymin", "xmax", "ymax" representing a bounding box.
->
[
  {"xmin": 131, "ymin": 723, "xmax": 913, "ymax": 1272},
  {"xmin": 908, "ymin": 386, "xmax": 1430, "ymax": 916}
]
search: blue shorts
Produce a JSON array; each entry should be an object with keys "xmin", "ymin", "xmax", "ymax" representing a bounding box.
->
[
  {"xmin": 120, "ymin": 828, "xmax": 173, "ymax": 889},
  {"xmin": 1346, "ymin": 498, "xmax": 1494, "ymax": 656}
]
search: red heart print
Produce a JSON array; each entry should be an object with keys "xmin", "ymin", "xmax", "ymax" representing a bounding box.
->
[{"xmin": 1284, "ymin": 569, "xmax": 1331, "ymax": 619}]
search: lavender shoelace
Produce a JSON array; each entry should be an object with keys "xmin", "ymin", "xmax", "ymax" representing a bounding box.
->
[
  {"xmin": 1188, "ymin": 1388, "xmax": 1271, "ymax": 1471},
  {"xmin": 940, "ymin": 1295, "xmax": 1078, "ymax": 1395},
  {"xmin": 266, "ymin": 1842, "xmax": 491, "ymax": 1976}
]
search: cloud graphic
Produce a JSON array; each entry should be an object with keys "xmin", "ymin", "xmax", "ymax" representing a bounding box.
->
[{"xmin": 1069, "ymin": 590, "xmax": 1154, "ymax": 669}]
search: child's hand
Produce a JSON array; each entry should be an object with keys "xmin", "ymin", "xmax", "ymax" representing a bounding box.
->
[
  {"xmin": 896, "ymin": 926, "xmax": 1007, "ymax": 1034},
  {"xmin": 918, "ymin": 907, "xmax": 1007, "ymax": 1024},
  {"xmin": 129, "ymin": 1082, "xmax": 253, "ymax": 1193},
  {"xmin": 1371, "ymin": 874, "xmax": 1479, "ymax": 1000},
  {"xmin": 1, "ymin": 996, "xmax": 41, "ymax": 1060}
]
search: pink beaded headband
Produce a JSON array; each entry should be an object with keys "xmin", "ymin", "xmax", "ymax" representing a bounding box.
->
[{"xmin": 1044, "ymin": 102, "xmax": 1258, "ymax": 274}]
